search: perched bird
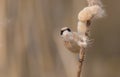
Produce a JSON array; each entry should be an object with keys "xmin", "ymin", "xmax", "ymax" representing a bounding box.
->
[{"xmin": 60, "ymin": 27, "xmax": 87, "ymax": 53}]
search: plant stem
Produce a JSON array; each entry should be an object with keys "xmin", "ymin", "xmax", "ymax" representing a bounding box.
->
[{"xmin": 77, "ymin": 47, "xmax": 85, "ymax": 77}]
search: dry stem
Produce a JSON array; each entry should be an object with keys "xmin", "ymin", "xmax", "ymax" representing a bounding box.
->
[{"xmin": 77, "ymin": 47, "xmax": 85, "ymax": 77}]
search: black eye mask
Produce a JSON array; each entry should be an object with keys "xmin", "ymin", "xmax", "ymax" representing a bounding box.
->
[
  {"xmin": 60, "ymin": 28, "xmax": 71, "ymax": 35},
  {"xmin": 67, "ymin": 28, "xmax": 71, "ymax": 32},
  {"xmin": 60, "ymin": 30, "xmax": 64, "ymax": 35}
]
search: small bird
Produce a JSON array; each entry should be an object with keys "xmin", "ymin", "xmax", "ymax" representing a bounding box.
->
[{"xmin": 60, "ymin": 27, "xmax": 87, "ymax": 53}]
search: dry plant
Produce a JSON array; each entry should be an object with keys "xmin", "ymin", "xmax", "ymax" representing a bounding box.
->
[{"xmin": 60, "ymin": 0, "xmax": 105, "ymax": 77}]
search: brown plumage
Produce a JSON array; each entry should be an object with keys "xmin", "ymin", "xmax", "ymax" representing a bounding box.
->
[
  {"xmin": 63, "ymin": 32, "xmax": 81, "ymax": 53},
  {"xmin": 60, "ymin": 27, "xmax": 85, "ymax": 53}
]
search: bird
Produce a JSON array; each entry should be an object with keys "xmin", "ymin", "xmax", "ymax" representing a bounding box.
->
[{"xmin": 60, "ymin": 27, "xmax": 87, "ymax": 53}]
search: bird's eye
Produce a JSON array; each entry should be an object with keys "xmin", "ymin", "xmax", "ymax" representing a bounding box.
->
[
  {"xmin": 67, "ymin": 28, "xmax": 71, "ymax": 32},
  {"xmin": 60, "ymin": 30, "xmax": 64, "ymax": 35}
]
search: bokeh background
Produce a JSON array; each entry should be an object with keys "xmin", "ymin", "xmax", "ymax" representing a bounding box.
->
[{"xmin": 0, "ymin": 0, "xmax": 120, "ymax": 77}]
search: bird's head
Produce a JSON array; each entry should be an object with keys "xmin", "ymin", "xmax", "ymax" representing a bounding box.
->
[{"xmin": 60, "ymin": 27, "xmax": 71, "ymax": 36}]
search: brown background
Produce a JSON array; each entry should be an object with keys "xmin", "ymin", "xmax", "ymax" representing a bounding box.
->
[{"xmin": 0, "ymin": 0, "xmax": 120, "ymax": 77}]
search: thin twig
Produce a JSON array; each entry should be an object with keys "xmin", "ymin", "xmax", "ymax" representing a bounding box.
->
[{"xmin": 77, "ymin": 47, "xmax": 85, "ymax": 77}]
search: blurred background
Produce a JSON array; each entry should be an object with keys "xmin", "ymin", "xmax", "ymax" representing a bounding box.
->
[{"xmin": 0, "ymin": 0, "xmax": 120, "ymax": 77}]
